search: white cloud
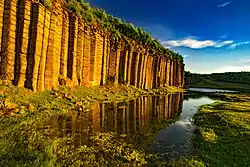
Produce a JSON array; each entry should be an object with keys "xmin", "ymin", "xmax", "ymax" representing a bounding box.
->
[
  {"xmin": 213, "ymin": 65, "xmax": 250, "ymax": 73},
  {"xmin": 218, "ymin": 2, "xmax": 231, "ymax": 8},
  {"xmin": 161, "ymin": 37, "xmax": 234, "ymax": 49},
  {"xmin": 228, "ymin": 41, "xmax": 250, "ymax": 49}
]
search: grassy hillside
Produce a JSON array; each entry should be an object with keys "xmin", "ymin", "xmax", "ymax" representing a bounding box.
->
[{"xmin": 185, "ymin": 72, "xmax": 250, "ymax": 92}]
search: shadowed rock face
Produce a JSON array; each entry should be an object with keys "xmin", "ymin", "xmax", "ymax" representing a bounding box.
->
[{"xmin": 0, "ymin": 0, "xmax": 185, "ymax": 92}]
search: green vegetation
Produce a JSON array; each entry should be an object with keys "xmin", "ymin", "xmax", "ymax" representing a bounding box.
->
[
  {"xmin": 39, "ymin": 0, "xmax": 183, "ymax": 61},
  {"xmin": 170, "ymin": 93, "xmax": 250, "ymax": 166},
  {"xmin": 0, "ymin": 83, "xmax": 183, "ymax": 166},
  {"xmin": 185, "ymin": 71, "xmax": 250, "ymax": 92}
]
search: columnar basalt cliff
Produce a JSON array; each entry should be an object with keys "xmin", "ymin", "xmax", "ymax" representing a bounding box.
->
[{"xmin": 0, "ymin": 0, "xmax": 185, "ymax": 92}]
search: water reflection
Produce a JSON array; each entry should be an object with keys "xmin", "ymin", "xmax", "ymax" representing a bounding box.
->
[{"xmin": 48, "ymin": 93, "xmax": 184, "ymax": 145}]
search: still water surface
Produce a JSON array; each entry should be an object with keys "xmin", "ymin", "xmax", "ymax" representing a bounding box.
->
[{"xmin": 47, "ymin": 88, "xmax": 221, "ymax": 161}]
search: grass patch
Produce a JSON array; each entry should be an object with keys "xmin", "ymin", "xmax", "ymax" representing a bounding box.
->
[
  {"xmin": 189, "ymin": 78, "xmax": 250, "ymax": 92},
  {"xmin": 171, "ymin": 94, "xmax": 250, "ymax": 166}
]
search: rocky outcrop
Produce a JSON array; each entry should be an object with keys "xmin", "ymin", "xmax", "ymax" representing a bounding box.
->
[{"xmin": 0, "ymin": 0, "xmax": 185, "ymax": 91}]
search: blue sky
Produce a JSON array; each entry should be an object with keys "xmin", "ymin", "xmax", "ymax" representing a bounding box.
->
[{"xmin": 89, "ymin": 0, "xmax": 250, "ymax": 73}]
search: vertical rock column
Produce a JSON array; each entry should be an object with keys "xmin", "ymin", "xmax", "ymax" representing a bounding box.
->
[
  {"xmin": 126, "ymin": 46, "xmax": 134, "ymax": 85},
  {"xmin": 181, "ymin": 63, "xmax": 185, "ymax": 87},
  {"xmin": 14, "ymin": 0, "xmax": 32, "ymax": 87},
  {"xmin": 133, "ymin": 51, "xmax": 140, "ymax": 87},
  {"xmin": 170, "ymin": 59, "xmax": 174, "ymax": 86},
  {"xmin": 93, "ymin": 32, "xmax": 103, "ymax": 86},
  {"xmin": 37, "ymin": 8, "xmax": 51, "ymax": 91},
  {"xmin": 137, "ymin": 52, "xmax": 145, "ymax": 88},
  {"xmin": 59, "ymin": 11, "xmax": 69, "ymax": 79},
  {"xmin": 26, "ymin": 3, "xmax": 45, "ymax": 91},
  {"xmin": 101, "ymin": 35, "xmax": 107, "ymax": 85},
  {"xmin": 165, "ymin": 58, "xmax": 170, "ymax": 86},
  {"xmin": 114, "ymin": 42, "xmax": 122, "ymax": 85},
  {"xmin": 152, "ymin": 56, "xmax": 158, "ymax": 88},
  {"xmin": 0, "ymin": 0, "xmax": 18, "ymax": 81},
  {"xmin": 45, "ymin": 11, "xmax": 63, "ymax": 90},
  {"xmin": 141, "ymin": 54, "xmax": 148, "ymax": 89},
  {"xmin": 123, "ymin": 49, "xmax": 129, "ymax": 84},
  {"xmin": 145, "ymin": 55, "xmax": 153, "ymax": 89},
  {"xmin": 67, "ymin": 14, "xmax": 78, "ymax": 85},
  {"xmin": 76, "ymin": 21, "xmax": 84, "ymax": 85},
  {"xmin": 81, "ymin": 26, "xmax": 91, "ymax": 86},
  {"xmin": 107, "ymin": 44, "xmax": 116, "ymax": 83}
]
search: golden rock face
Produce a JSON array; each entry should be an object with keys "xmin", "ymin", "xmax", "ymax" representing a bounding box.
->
[{"xmin": 0, "ymin": 0, "xmax": 184, "ymax": 92}]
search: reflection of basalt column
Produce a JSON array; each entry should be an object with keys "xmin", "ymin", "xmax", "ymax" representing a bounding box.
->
[
  {"xmin": 37, "ymin": 8, "xmax": 51, "ymax": 91},
  {"xmin": 14, "ymin": 0, "xmax": 32, "ymax": 87},
  {"xmin": 0, "ymin": 0, "xmax": 4, "ymax": 53},
  {"xmin": 67, "ymin": 14, "xmax": 78, "ymax": 85},
  {"xmin": 126, "ymin": 46, "xmax": 134, "ymax": 85},
  {"xmin": 168, "ymin": 94, "xmax": 172, "ymax": 118},
  {"xmin": 60, "ymin": 11, "xmax": 69, "ymax": 78},
  {"xmin": 82, "ymin": 26, "xmax": 91, "ymax": 86},
  {"xmin": 133, "ymin": 99, "xmax": 137, "ymax": 132},
  {"xmin": 0, "ymin": 0, "xmax": 17, "ymax": 81},
  {"xmin": 126, "ymin": 102, "xmax": 130, "ymax": 137},
  {"xmin": 26, "ymin": 4, "xmax": 45, "ymax": 90},
  {"xmin": 91, "ymin": 103, "xmax": 100, "ymax": 133},
  {"xmin": 164, "ymin": 95, "xmax": 169, "ymax": 119},
  {"xmin": 114, "ymin": 103, "xmax": 118, "ymax": 133}
]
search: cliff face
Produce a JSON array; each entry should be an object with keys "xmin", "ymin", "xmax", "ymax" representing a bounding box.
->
[{"xmin": 0, "ymin": 0, "xmax": 185, "ymax": 92}]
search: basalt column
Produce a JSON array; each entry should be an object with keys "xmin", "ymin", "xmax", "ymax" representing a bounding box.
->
[
  {"xmin": 126, "ymin": 46, "xmax": 134, "ymax": 85},
  {"xmin": 141, "ymin": 54, "xmax": 148, "ymax": 89},
  {"xmin": 108, "ymin": 42, "xmax": 117, "ymax": 83},
  {"xmin": 145, "ymin": 55, "xmax": 153, "ymax": 89},
  {"xmin": 59, "ymin": 11, "xmax": 69, "ymax": 79},
  {"xmin": 76, "ymin": 21, "xmax": 84, "ymax": 85},
  {"xmin": 181, "ymin": 63, "xmax": 185, "ymax": 87},
  {"xmin": 118, "ymin": 48, "xmax": 126, "ymax": 83},
  {"xmin": 152, "ymin": 56, "xmax": 160, "ymax": 88},
  {"xmin": 89, "ymin": 31, "xmax": 103, "ymax": 86},
  {"xmin": 169, "ymin": 59, "xmax": 174, "ymax": 86},
  {"xmin": 37, "ymin": 8, "xmax": 51, "ymax": 91},
  {"xmin": 26, "ymin": 3, "xmax": 45, "ymax": 91},
  {"xmin": 14, "ymin": 0, "xmax": 32, "ymax": 87},
  {"xmin": 137, "ymin": 52, "xmax": 145, "ymax": 88},
  {"xmin": 114, "ymin": 42, "xmax": 122, "ymax": 85},
  {"xmin": 67, "ymin": 14, "xmax": 78, "ymax": 85},
  {"xmin": 0, "ymin": 0, "xmax": 18, "ymax": 81},
  {"xmin": 81, "ymin": 26, "xmax": 91, "ymax": 86},
  {"xmin": 101, "ymin": 35, "xmax": 108, "ymax": 85},
  {"xmin": 131, "ymin": 51, "xmax": 140, "ymax": 87},
  {"xmin": 165, "ymin": 58, "xmax": 170, "ymax": 87},
  {"xmin": 45, "ymin": 11, "xmax": 63, "ymax": 90}
]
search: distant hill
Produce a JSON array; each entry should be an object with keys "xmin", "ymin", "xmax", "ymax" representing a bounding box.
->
[{"xmin": 185, "ymin": 72, "xmax": 250, "ymax": 92}]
